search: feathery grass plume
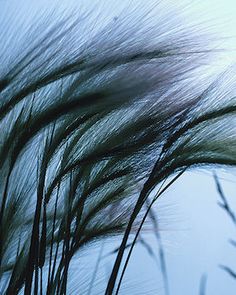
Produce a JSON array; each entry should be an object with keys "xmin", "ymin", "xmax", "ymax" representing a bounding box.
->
[{"xmin": 0, "ymin": 1, "xmax": 236, "ymax": 294}]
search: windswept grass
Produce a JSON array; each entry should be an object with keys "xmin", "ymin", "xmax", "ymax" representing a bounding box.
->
[{"xmin": 0, "ymin": 2, "xmax": 236, "ymax": 294}]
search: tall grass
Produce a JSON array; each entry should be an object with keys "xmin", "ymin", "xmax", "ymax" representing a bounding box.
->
[{"xmin": 0, "ymin": 2, "xmax": 236, "ymax": 294}]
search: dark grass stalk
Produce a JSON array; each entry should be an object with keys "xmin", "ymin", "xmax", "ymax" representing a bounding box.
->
[
  {"xmin": 229, "ymin": 239, "xmax": 236, "ymax": 248},
  {"xmin": 48, "ymin": 170, "xmax": 85, "ymax": 293},
  {"xmin": 147, "ymin": 205, "xmax": 169, "ymax": 295},
  {"xmin": 25, "ymin": 137, "xmax": 53, "ymax": 294},
  {"xmin": 106, "ymin": 237, "xmax": 155, "ymax": 258},
  {"xmin": 24, "ymin": 186, "xmax": 44, "ymax": 294},
  {"xmin": 214, "ymin": 172, "xmax": 236, "ymax": 225},
  {"xmin": 214, "ymin": 173, "xmax": 236, "ymax": 283},
  {"xmin": 46, "ymin": 163, "xmax": 64, "ymax": 294},
  {"xmin": 40, "ymin": 267, "xmax": 43, "ymax": 295},
  {"xmin": 0, "ymin": 169, "xmax": 12, "ymax": 264},
  {"xmin": 114, "ymin": 169, "xmax": 186, "ymax": 294},
  {"xmin": 59, "ymin": 173, "xmax": 74, "ymax": 295},
  {"xmin": 87, "ymin": 240, "xmax": 105, "ymax": 295},
  {"xmin": 199, "ymin": 274, "xmax": 207, "ymax": 295},
  {"xmin": 138, "ymin": 236, "xmax": 157, "ymax": 259},
  {"xmin": 94, "ymin": 165, "xmax": 159, "ymax": 295},
  {"xmin": 47, "ymin": 185, "xmax": 60, "ymax": 293},
  {"xmin": 48, "ymin": 236, "xmax": 61, "ymax": 294},
  {"xmin": 219, "ymin": 265, "xmax": 236, "ymax": 279}
]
